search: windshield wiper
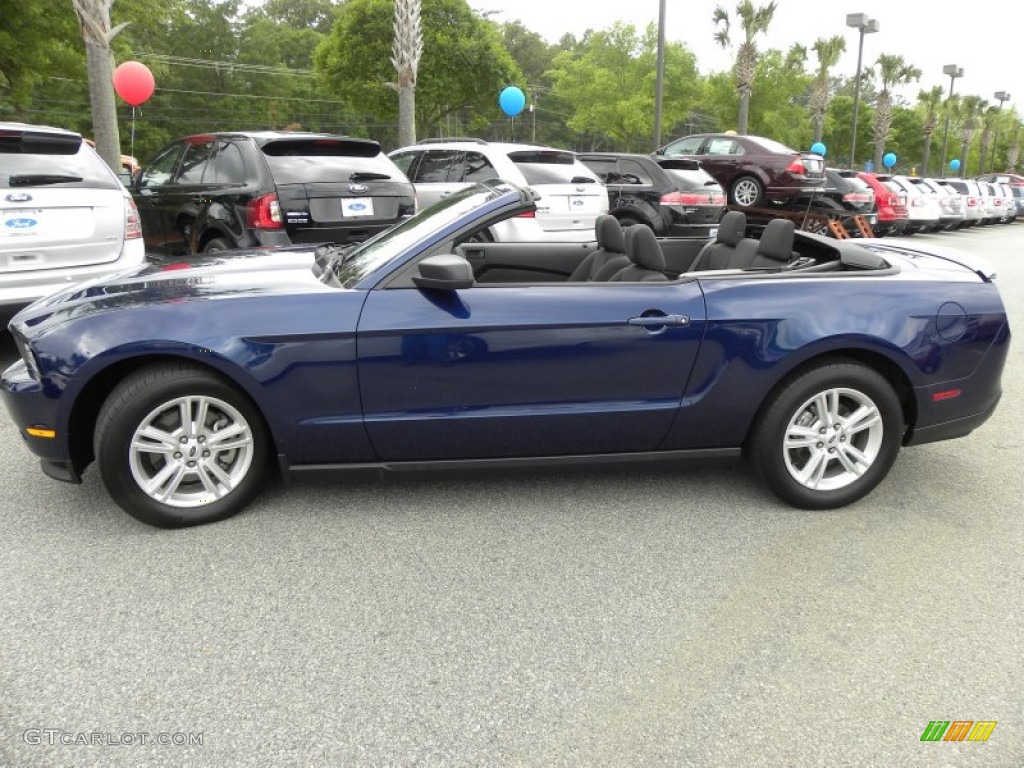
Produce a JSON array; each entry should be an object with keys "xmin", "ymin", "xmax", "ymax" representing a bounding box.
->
[
  {"xmin": 8, "ymin": 174, "xmax": 84, "ymax": 187},
  {"xmin": 349, "ymin": 172, "xmax": 391, "ymax": 181}
]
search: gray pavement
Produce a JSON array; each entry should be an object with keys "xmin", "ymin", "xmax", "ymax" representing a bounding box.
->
[{"xmin": 0, "ymin": 225, "xmax": 1022, "ymax": 767}]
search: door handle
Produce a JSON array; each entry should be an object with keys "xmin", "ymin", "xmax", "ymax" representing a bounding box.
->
[{"xmin": 627, "ymin": 314, "xmax": 689, "ymax": 327}]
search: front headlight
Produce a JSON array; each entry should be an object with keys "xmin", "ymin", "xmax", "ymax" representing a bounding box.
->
[{"xmin": 12, "ymin": 332, "xmax": 40, "ymax": 379}]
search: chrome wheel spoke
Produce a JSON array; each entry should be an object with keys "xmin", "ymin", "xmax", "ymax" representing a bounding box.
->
[
  {"xmin": 835, "ymin": 446, "xmax": 866, "ymax": 476},
  {"xmin": 132, "ymin": 425, "xmax": 178, "ymax": 454},
  {"xmin": 785, "ymin": 424, "xmax": 819, "ymax": 450},
  {"xmin": 208, "ymin": 436, "xmax": 252, "ymax": 453},
  {"xmin": 207, "ymin": 422, "xmax": 246, "ymax": 446},
  {"xmin": 842, "ymin": 404, "xmax": 881, "ymax": 435},
  {"xmin": 796, "ymin": 448, "xmax": 829, "ymax": 489},
  {"xmin": 202, "ymin": 460, "xmax": 233, "ymax": 492}
]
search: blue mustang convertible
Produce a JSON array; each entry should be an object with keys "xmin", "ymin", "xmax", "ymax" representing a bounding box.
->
[{"xmin": 1, "ymin": 181, "xmax": 1010, "ymax": 527}]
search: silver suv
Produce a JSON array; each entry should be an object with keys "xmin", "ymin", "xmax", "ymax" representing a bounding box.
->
[
  {"xmin": 1, "ymin": 123, "xmax": 144, "ymax": 308},
  {"xmin": 389, "ymin": 139, "xmax": 608, "ymax": 241}
]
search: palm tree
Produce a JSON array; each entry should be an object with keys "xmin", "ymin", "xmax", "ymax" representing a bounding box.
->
[
  {"xmin": 956, "ymin": 95, "xmax": 986, "ymax": 176},
  {"xmin": 389, "ymin": 0, "xmax": 422, "ymax": 147},
  {"xmin": 977, "ymin": 106, "xmax": 999, "ymax": 175},
  {"xmin": 712, "ymin": 0, "xmax": 777, "ymax": 135},
  {"xmin": 808, "ymin": 36, "xmax": 845, "ymax": 144},
  {"xmin": 1007, "ymin": 125, "xmax": 1021, "ymax": 172},
  {"xmin": 870, "ymin": 54, "xmax": 921, "ymax": 171},
  {"xmin": 71, "ymin": 0, "xmax": 128, "ymax": 173},
  {"xmin": 916, "ymin": 85, "xmax": 944, "ymax": 176}
]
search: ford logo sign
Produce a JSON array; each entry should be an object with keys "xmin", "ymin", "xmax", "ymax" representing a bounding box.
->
[
  {"xmin": 4, "ymin": 218, "xmax": 37, "ymax": 229},
  {"xmin": 349, "ymin": 203, "xmax": 366, "ymax": 211},
  {"xmin": 571, "ymin": 199, "xmax": 584, "ymax": 206},
  {"xmin": 348, "ymin": 183, "xmax": 368, "ymax": 194},
  {"xmin": 5, "ymin": 192, "xmax": 32, "ymax": 203}
]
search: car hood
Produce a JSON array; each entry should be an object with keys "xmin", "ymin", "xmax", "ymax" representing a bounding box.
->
[{"xmin": 11, "ymin": 245, "xmax": 334, "ymax": 334}]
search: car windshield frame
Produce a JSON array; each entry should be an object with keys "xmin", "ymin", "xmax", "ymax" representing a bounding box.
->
[{"xmin": 329, "ymin": 180, "xmax": 522, "ymax": 289}]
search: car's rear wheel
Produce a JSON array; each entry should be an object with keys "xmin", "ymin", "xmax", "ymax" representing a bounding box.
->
[
  {"xmin": 203, "ymin": 237, "xmax": 233, "ymax": 254},
  {"xmin": 749, "ymin": 360, "xmax": 903, "ymax": 509},
  {"xmin": 95, "ymin": 365, "xmax": 268, "ymax": 528},
  {"xmin": 729, "ymin": 176, "xmax": 764, "ymax": 208}
]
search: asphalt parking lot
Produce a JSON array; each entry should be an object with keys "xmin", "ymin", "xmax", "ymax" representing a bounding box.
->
[{"xmin": 1, "ymin": 225, "xmax": 1022, "ymax": 767}]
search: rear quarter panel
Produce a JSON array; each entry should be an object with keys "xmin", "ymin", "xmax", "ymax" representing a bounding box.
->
[{"xmin": 662, "ymin": 273, "xmax": 1008, "ymax": 449}]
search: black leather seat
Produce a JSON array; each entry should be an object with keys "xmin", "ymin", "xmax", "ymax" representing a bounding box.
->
[
  {"xmin": 745, "ymin": 218, "xmax": 796, "ymax": 268},
  {"xmin": 689, "ymin": 217, "xmax": 796, "ymax": 271},
  {"xmin": 609, "ymin": 225, "xmax": 669, "ymax": 282},
  {"xmin": 687, "ymin": 210, "xmax": 750, "ymax": 271},
  {"xmin": 568, "ymin": 215, "xmax": 630, "ymax": 282}
]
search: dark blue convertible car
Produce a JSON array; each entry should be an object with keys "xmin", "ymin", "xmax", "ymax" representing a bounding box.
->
[{"xmin": 1, "ymin": 181, "xmax": 1010, "ymax": 527}]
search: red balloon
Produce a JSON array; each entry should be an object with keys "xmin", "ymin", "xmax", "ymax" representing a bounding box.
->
[{"xmin": 112, "ymin": 61, "xmax": 155, "ymax": 107}]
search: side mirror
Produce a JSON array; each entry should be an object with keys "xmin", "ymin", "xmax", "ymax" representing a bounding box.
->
[{"xmin": 412, "ymin": 254, "xmax": 474, "ymax": 290}]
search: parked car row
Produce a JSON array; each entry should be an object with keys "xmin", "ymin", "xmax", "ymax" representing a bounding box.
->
[
  {"xmin": 855, "ymin": 173, "xmax": 1019, "ymax": 236},
  {"xmin": 4, "ymin": 119, "xmax": 1022, "ymax": 312}
]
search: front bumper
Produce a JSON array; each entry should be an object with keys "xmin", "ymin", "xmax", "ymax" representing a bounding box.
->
[{"xmin": 1, "ymin": 359, "xmax": 73, "ymax": 472}]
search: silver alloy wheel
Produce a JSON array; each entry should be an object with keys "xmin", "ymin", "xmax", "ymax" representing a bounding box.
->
[
  {"xmin": 732, "ymin": 178, "xmax": 761, "ymax": 207},
  {"xmin": 782, "ymin": 387, "xmax": 884, "ymax": 492},
  {"xmin": 128, "ymin": 395, "xmax": 255, "ymax": 508}
]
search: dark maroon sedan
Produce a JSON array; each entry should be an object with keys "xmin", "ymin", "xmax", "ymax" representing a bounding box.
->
[{"xmin": 656, "ymin": 133, "xmax": 825, "ymax": 209}]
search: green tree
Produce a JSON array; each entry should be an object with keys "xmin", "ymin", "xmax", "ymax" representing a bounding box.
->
[
  {"xmin": 0, "ymin": 1, "xmax": 81, "ymax": 121},
  {"xmin": 977, "ymin": 106, "xmax": 999, "ymax": 174},
  {"xmin": 916, "ymin": 85, "xmax": 944, "ymax": 176},
  {"xmin": 315, "ymin": 0, "xmax": 521, "ymax": 145},
  {"xmin": 808, "ymin": 36, "xmax": 845, "ymax": 143},
  {"xmin": 955, "ymin": 95, "xmax": 985, "ymax": 175},
  {"xmin": 870, "ymin": 54, "xmax": 920, "ymax": 170},
  {"xmin": 745, "ymin": 47, "xmax": 811, "ymax": 149},
  {"xmin": 712, "ymin": 0, "xmax": 777, "ymax": 135},
  {"xmin": 546, "ymin": 23, "xmax": 701, "ymax": 152}
]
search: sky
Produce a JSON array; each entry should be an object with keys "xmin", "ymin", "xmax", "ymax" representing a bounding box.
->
[{"xmin": 478, "ymin": 0, "xmax": 1018, "ymax": 114}]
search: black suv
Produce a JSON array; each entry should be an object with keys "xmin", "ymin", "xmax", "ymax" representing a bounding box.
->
[
  {"xmin": 131, "ymin": 132, "xmax": 415, "ymax": 255},
  {"xmin": 577, "ymin": 152, "xmax": 725, "ymax": 236}
]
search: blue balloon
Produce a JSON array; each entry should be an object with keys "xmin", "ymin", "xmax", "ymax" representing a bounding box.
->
[
  {"xmin": 949, "ymin": 158, "xmax": 961, "ymax": 171},
  {"xmin": 499, "ymin": 86, "xmax": 526, "ymax": 118},
  {"xmin": 810, "ymin": 142, "xmax": 826, "ymax": 156},
  {"xmin": 883, "ymin": 152, "xmax": 897, "ymax": 169}
]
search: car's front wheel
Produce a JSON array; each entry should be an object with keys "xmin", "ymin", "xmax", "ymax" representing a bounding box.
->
[
  {"xmin": 95, "ymin": 365, "xmax": 269, "ymax": 527},
  {"xmin": 749, "ymin": 360, "xmax": 904, "ymax": 509}
]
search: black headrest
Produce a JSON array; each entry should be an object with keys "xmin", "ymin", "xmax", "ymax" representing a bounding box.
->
[
  {"xmin": 625, "ymin": 225, "xmax": 665, "ymax": 271},
  {"xmin": 595, "ymin": 215, "xmax": 625, "ymax": 253},
  {"xmin": 717, "ymin": 210, "xmax": 747, "ymax": 247},
  {"xmin": 758, "ymin": 219, "xmax": 795, "ymax": 261}
]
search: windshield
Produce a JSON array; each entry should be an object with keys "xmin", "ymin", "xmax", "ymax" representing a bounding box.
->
[{"xmin": 330, "ymin": 181, "xmax": 515, "ymax": 288}]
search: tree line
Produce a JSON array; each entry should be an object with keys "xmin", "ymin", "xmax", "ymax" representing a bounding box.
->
[{"xmin": 0, "ymin": 0, "xmax": 1019, "ymax": 176}]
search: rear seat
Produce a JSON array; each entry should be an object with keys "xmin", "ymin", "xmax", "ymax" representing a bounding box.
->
[{"xmin": 688, "ymin": 216, "xmax": 796, "ymax": 271}]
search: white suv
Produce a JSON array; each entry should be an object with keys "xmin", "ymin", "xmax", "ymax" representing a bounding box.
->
[
  {"xmin": 389, "ymin": 139, "xmax": 608, "ymax": 241},
  {"xmin": 1, "ymin": 123, "xmax": 144, "ymax": 308}
]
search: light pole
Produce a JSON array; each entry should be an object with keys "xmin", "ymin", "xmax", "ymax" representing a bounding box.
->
[
  {"xmin": 991, "ymin": 90, "xmax": 1010, "ymax": 173},
  {"xmin": 653, "ymin": 0, "xmax": 667, "ymax": 150},
  {"xmin": 846, "ymin": 13, "xmax": 879, "ymax": 170},
  {"xmin": 939, "ymin": 64, "xmax": 963, "ymax": 176}
]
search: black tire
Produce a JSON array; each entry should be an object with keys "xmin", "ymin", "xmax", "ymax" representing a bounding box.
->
[
  {"xmin": 463, "ymin": 228, "xmax": 494, "ymax": 244},
  {"xmin": 95, "ymin": 364, "xmax": 269, "ymax": 528},
  {"xmin": 748, "ymin": 360, "xmax": 903, "ymax": 509},
  {"xmin": 203, "ymin": 237, "xmax": 233, "ymax": 254},
  {"xmin": 729, "ymin": 176, "xmax": 764, "ymax": 208}
]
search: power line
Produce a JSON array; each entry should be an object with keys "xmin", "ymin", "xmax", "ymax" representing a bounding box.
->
[{"xmin": 134, "ymin": 52, "xmax": 315, "ymax": 77}]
